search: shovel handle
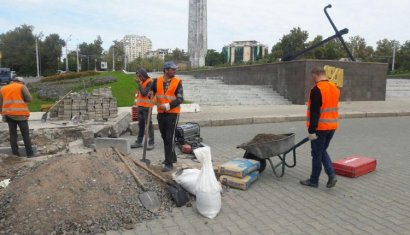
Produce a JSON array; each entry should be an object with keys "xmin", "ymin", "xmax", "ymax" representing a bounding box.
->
[
  {"xmin": 113, "ymin": 147, "xmax": 147, "ymax": 190},
  {"xmin": 129, "ymin": 155, "xmax": 170, "ymax": 184}
]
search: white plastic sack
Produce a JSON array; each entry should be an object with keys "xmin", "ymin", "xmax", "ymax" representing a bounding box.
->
[
  {"xmin": 172, "ymin": 168, "xmax": 201, "ymax": 195},
  {"xmin": 194, "ymin": 146, "xmax": 222, "ymax": 219},
  {"xmin": 0, "ymin": 179, "xmax": 10, "ymax": 188}
]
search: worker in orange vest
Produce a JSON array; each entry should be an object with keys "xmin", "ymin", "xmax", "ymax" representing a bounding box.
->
[
  {"xmin": 131, "ymin": 69, "xmax": 155, "ymax": 150},
  {"xmin": 301, "ymin": 67, "xmax": 339, "ymax": 188},
  {"xmin": 149, "ymin": 61, "xmax": 183, "ymax": 172},
  {"xmin": 0, "ymin": 77, "xmax": 34, "ymax": 157}
]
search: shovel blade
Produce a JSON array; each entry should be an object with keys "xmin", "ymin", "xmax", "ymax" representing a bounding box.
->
[
  {"xmin": 140, "ymin": 158, "xmax": 151, "ymax": 166},
  {"xmin": 139, "ymin": 191, "xmax": 160, "ymax": 212}
]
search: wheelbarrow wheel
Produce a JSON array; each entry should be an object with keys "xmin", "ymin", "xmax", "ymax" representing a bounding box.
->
[{"xmin": 243, "ymin": 152, "xmax": 267, "ymax": 173}]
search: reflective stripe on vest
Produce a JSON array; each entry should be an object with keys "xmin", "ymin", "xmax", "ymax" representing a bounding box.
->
[
  {"xmin": 306, "ymin": 81, "xmax": 339, "ymax": 131},
  {"xmin": 135, "ymin": 78, "xmax": 153, "ymax": 108},
  {"xmin": 156, "ymin": 76, "xmax": 181, "ymax": 114},
  {"xmin": 1, "ymin": 83, "xmax": 30, "ymax": 117}
]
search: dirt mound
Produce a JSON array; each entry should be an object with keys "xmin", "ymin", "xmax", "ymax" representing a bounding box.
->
[
  {"xmin": 0, "ymin": 149, "xmax": 172, "ymax": 234},
  {"xmin": 248, "ymin": 133, "xmax": 287, "ymax": 145}
]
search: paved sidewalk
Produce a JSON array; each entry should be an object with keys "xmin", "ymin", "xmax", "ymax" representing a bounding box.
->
[
  {"xmin": 27, "ymin": 100, "xmax": 410, "ymax": 128},
  {"xmin": 107, "ymin": 117, "xmax": 410, "ymax": 235},
  {"xmin": 175, "ymin": 100, "xmax": 410, "ymax": 127}
]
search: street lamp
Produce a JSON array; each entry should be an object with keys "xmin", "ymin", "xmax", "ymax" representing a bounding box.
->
[
  {"xmin": 35, "ymin": 33, "xmax": 43, "ymax": 78},
  {"xmin": 65, "ymin": 34, "xmax": 72, "ymax": 72},
  {"xmin": 392, "ymin": 43, "xmax": 397, "ymax": 72},
  {"xmin": 0, "ymin": 39, "xmax": 3, "ymax": 67}
]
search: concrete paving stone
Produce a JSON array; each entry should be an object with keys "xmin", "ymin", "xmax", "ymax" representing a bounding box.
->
[
  {"xmin": 178, "ymin": 228, "xmax": 198, "ymax": 235},
  {"xmin": 225, "ymin": 226, "xmax": 246, "ymax": 235},
  {"xmin": 210, "ymin": 223, "xmax": 229, "ymax": 233},
  {"xmin": 124, "ymin": 117, "xmax": 410, "ymax": 235},
  {"xmin": 94, "ymin": 138, "xmax": 130, "ymax": 154},
  {"xmin": 164, "ymin": 227, "xmax": 184, "ymax": 235},
  {"xmin": 120, "ymin": 230, "xmax": 136, "ymax": 235},
  {"xmin": 160, "ymin": 218, "xmax": 178, "ymax": 228},
  {"xmin": 106, "ymin": 231, "xmax": 121, "ymax": 235},
  {"xmin": 214, "ymin": 232, "xmax": 232, "ymax": 235}
]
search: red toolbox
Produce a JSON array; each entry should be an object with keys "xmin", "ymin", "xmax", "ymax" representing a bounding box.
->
[{"xmin": 333, "ymin": 156, "xmax": 377, "ymax": 178}]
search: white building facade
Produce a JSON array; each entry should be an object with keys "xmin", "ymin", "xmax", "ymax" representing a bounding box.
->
[{"xmin": 121, "ymin": 35, "xmax": 152, "ymax": 62}]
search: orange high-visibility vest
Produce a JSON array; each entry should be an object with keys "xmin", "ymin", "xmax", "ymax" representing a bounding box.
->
[
  {"xmin": 156, "ymin": 76, "xmax": 181, "ymax": 114},
  {"xmin": 135, "ymin": 78, "xmax": 153, "ymax": 108},
  {"xmin": 306, "ymin": 80, "xmax": 339, "ymax": 130},
  {"xmin": 1, "ymin": 82, "xmax": 30, "ymax": 117}
]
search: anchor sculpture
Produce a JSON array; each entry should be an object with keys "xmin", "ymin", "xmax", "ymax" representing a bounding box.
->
[{"xmin": 282, "ymin": 4, "xmax": 355, "ymax": 62}]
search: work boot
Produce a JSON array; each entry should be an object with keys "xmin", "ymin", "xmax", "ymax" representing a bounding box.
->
[
  {"xmin": 162, "ymin": 159, "xmax": 177, "ymax": 164},
  {"xmin": 300, "ymin": 179, "xmax": 318, "ymax": 188},
  {"xmin": 162, "ymin": 164, "xmax": 173, "ymax": 172},
  {"xmin": 130, "ymin": 142, "xmax": 143, "ymax": 149},
  {"xmin": 146, "ymin": 145, "xmax": 154, "ymax": 151},
  {"xmin": 326, "ymin": 176, "xmax": 338, "ymax": 188},
  {"xmin": 12, "ymin": 152, "xmax": 21, "ymax": 157}
]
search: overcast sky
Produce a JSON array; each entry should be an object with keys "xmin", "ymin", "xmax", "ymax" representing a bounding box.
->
[{"xmin": 1, "ymin": 0, "xmax": 409, "ymax": 52}]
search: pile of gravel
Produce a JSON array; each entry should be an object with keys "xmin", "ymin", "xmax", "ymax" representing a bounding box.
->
[{"xmin": 0, "ymin": 149, "xmax": 173, "ymax": 234}]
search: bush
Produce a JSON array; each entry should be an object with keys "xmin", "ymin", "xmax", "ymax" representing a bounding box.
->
[{"xmin": 40, "ymin": 71, "xmax": 99, "ymax": 82}]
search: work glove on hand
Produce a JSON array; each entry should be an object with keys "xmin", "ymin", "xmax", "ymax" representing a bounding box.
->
[
  {"xmin": 308, "ymin": 133, "xmax": 317, "ymax": 141},
  {"xmin": 158, "ymin": 103, "xmax": 170, "ymax": 111}
]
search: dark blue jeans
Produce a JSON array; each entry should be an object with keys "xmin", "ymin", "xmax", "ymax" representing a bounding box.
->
[
  {"xmin": 137, "ymin": 107, "xmax": 154, "ymax": 145},
  {"xmin": 310, "ymin": 130, "xmax": 336, "ymax": 183}
]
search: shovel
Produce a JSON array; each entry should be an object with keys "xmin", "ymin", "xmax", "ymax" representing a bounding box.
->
[
  {"xmin": 41, "ymin": 90, "xmax": 73, "ymax": 122},
  {"xmin": 128, "ymin": 155, "xmax": 190, "ymax": 207},
  {"xmin": 113, "ymin": 148, "xmax": 160, "ymax": 212},
  {"xmin": 141, "ymin": 97, "xmax": 153, "ymax": 165}
]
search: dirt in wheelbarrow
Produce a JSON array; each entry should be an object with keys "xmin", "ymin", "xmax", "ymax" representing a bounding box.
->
[{"xmin": 248, "ymin": 134, "xmax": 287, "ymax": 145}]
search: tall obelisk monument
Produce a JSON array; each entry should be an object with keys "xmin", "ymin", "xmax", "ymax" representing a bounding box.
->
[{"xmin": 188, "ymin": 0, "xmax": 207, "ymax": 68}]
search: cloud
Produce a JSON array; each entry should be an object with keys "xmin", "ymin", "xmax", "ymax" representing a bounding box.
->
[{"xmin": 1, "ymin": 0, "xmax": 409, "ymax": 52}]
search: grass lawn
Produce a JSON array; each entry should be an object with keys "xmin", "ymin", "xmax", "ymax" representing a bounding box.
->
[
  {"xmin": 84, "ymin": 71, "xmax": 138, "ymax": 107},
  {"xmin": 388, "ymin": 73, "xmax": 410, "ymax": 79},
  {"xmin": 27, "ymin": 93, "xmax": 55, "ymax": 111},
  {"xmin": 28, "ymin": 71, "xmax": 137, "ymax": 112},
  {"xmin": 28, "ymin": 71, "xmax": 191, "ymax": 112}
]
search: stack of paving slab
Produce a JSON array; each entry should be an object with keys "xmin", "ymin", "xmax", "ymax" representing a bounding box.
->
[
  {"xmin": 50, "ymin": 88, "xmax": 118, "ymax": 121},
  {"xmin": 182, "ymin": 75, "xmax": 291, "ymax": 106}
]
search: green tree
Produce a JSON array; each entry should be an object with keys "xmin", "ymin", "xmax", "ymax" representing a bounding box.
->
[
  {"xmin": 322, "ymin": 39, "xmax": 345, "ymax": 60},
  {"xmin": 40, "ymin": 33, "xmax": 65, "ymax": 75},
  {"xmin": 128, "ymin": 57, "xmax": 164, "ymax": 72},
  {"xmin": 348, "ymin": 36, "xmax": 374, "ymax": 61},
  {"xmin": 205, "ymin": 49, "xmax": 224, "ymax": 66},
  {"xmin": 271, "ymin": 27, "xmax": 309, "ymax": 60},
  {"xmin": 374, "ymin": 39, "xmax": 399, "ymax": 68},
  {"xmin": 0, "ymin": 24, "xmax": 36, "ymax": 75},
  {"xmin": 164, "ymin": 48, "xmax": 189, "ymax": 63},
  {"xmin": 305, "ymin": 35, "xmax": 326, "ymax": 59},
  {"xmin": 79, "ymin": 36, "xmax": 105, "ymax": 71},
  {"xmin": 397, "ymin": 40, "xmax": 410, "ymax": 71},
  {"xmin": 105, "ymin": 40, "xmax": 125, "ymax": 71}
]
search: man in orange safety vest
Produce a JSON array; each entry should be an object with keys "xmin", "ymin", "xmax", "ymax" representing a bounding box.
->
[
  {"xmin": 301, "ymin": 67, "xmax": 339, "ymax": 188},
  {"xmin": 149, "ymin": 61, "xmax": 183, "ymax": 172},
  {"xmin": 0, "ymin": 77, "xmax": 34, "ymax": 157},
  {"xmin": 131, "ymin": 69, "xmax": 154, "ymax": 150}
]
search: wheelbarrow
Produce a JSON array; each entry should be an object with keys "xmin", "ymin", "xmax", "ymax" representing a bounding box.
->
[{"xmin": 237, "ymin": 133, "xmax": 309, "ymax": 177}]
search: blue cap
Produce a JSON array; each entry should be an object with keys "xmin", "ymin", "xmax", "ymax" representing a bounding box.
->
[{"xmin": 163, "ymin": 61, "xmax": 178, "ymax": 69}]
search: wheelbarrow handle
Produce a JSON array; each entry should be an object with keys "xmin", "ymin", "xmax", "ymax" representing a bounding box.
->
[{"xmin": 285, "ymin": 137, "xmax": 309, "ymax": 154}]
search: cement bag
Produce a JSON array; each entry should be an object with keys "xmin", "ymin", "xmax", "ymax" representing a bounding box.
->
[
  {"xmin": 219, "ymin": 159, "xmax": 261, "ymax": 178},
  {"xmin": 220, "ymin": 171, "xmax": 259, "ymax": 190},
  {"xmin": 172, "ymin": 168, "xmax": 201, "ymax": 195},
  {"xmin": 194, "ymin": 146, "xmax": 222, "ymax": 219}
]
